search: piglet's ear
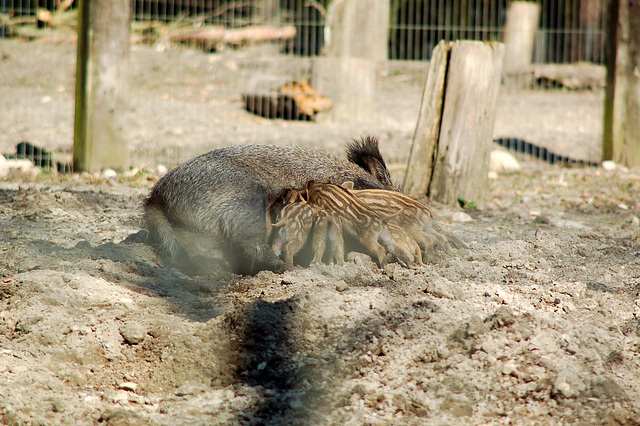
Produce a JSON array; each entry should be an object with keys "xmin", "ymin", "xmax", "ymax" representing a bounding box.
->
[{"xmin": 341, "ymin": 181, "xmax": 355, "ymax": 190}]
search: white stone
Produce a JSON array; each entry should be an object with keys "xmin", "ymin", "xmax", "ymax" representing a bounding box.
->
[
  {"xmin": 554, "ymin": 370, "xmax": 586, "ymax": 398},
  {"xmin": 489, "ymin": 150, "xmax": 521, "ymax": 173},
  {"xmin": 102, "ymin": 168, "xmax": 117, "ymax": 179},
  {"xmin": 0, "ymin": 156, "xmax": 36, "ymax": 177},
  {"xmin": 118, "ymin": 381, "xmax": 138, "ymax": 392},
  {"xmin": 451, "ymin": 212, "xmax": 473, "ymax": 223}
]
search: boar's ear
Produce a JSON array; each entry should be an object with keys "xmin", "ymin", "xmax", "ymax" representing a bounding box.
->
[
  {"xmin": 341, "ymin": 181, "xmax": 355, "ymax": 190},
  {"xmin": 347, "ymin": 135, "xmax": 397, "ymax": 190}
]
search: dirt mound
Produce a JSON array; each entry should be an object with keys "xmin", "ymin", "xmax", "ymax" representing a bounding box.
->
[{"xmin": 0, "ymin": 166, "xmax": 638, "ymax": 425}]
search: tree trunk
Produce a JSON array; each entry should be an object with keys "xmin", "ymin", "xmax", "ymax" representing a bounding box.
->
[
  {"xmin": 312, "ymin": 0, "xmax": 389, "ymax": 123},
  {"xmin": 503, "ymin": 1, "xmax": 540, "ymax": 73},
  {"xmin": 403, "ymin": 41, "xmax": 504, "ymax": 209},
  {"xmin": 73, "ymin": 0, "xmax": 130, "ymax": 172},
  {"xmin": 603, "ymin": 0, "xmax": 640, "ymax": 165}
]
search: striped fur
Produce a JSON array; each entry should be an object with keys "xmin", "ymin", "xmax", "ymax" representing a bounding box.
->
[
  {"xmin": 303, "ymin": 180, "xmax": 397, "ymax": 267},
  {"xmin": 270, "ymin": 187, "xmax": 343, "ymax": 266},
  {"xmin": 271, "ymin": 198, "xmax": 319, "ymax": 265},
  {"xmin": 387, "ymin": 223, "xmax": 424, "ymax": 267},
  {"xmin": 267, "ymin": 187, "xmax": 306, "ymax": 238},
  {"xmin": 342, "ymin": 183, "xmax": 463, "ymax": 261},
  {"xmin": 308, "ymin": 213, "xmax": 344, "ymax": 265}
]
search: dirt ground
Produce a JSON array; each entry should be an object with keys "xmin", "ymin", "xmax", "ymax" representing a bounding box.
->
[{"xmin": 1, "ymin": 36, "xmax": 640, "ymax": 425}]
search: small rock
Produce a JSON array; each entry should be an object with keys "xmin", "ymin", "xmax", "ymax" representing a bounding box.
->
[
  {"xmin": 169, "ymin": 268, "xmax": 190, "ymax": 280},
  {"xmin": 424, "ymin": 279, "xmax": 455, "ymax": 299},
  {"xmin": 121, "ymin": 230, "xmax": 148, "ymax": 244},
  {"xmin": 601, "ymin": 160, "xmax": 616, "ymax": 170},
  {"xmin": 552, "ymin": 219, "xmax": 591, "ymax": 230},
  {"xmin": 532, "ymin": 271, "xmax": 547, "ymax": 283},
  {"xmin": 0, "ymin": 155, "xmax": 37, "ymax": 177},
  {"xmin": 71, "ymin": 324, "xmax": 92, "ymax": 335},
  {"xmin": 174, "ymin": 381, "xmax": 207, "ymax": 396},
  {"xmin": 392, "ymin": 394, "xmax": 409, "ymax": 411},
  {"xmin": 335, "ymin": 281, "xmax": 348, "ymax": 292},
  {"xmin": 554, "ymin": 369, "xmax": 586, "ymax": 398},
  {"xmin": 280, "ymin": 272, "xmax": 298, "ymax": 285},
  {"xmin": 51, "ymin": 399, "xmax": 66, "ymax": 413},
  {"xmin": 533, "ymin": 215, "xmax": 551, "ymax": 224},
  {"xmin": 440, "ymin": 395, "xmax": 472, "ymax": 417},
  {"xmin": 99, "ymin": 408, "xmax": 146, "ymax": 425},
  {"xmin": 119, "ymin": 324, "xmax": 147, "ymax": 345},
  {"xmin": 484, "ymin": 306, "xmax": 516, "ymax": 329},
  {"xmin": 489, "ymin": 150, "xmax": 521, "ymax": 173},
  {"xmin": 103, "ymin": 390, "xmax": 131, "ymax": 404},
  {"xmin": 465, "ymin": 315, "xmax": 488, "ymax": 337},
  {"xmin": 102, "ymin": 168, "xmax": 117, "ymax": 179},
  {"xmin": 502, "ymin": 360, "xmax": 518, "ymax": 376},
  {"xmin": 346, "ymin": 252, "xmax": 373, "ymax": 266},
  {"xmin": 74, "ymin": 240, "xmax": 93, "ymax": 250},
  {"xmin": 289, "ymin": 397, "xmax": 303, "ymax": 409},
  {"xmin": 157, "ymin": 164, "xmax": 168, "ymax": 175},
  {"xmin": 630, "ymin": 216, "xmax": 640, "ymax": 228},
  {"xmin": 118, "ymin": 382, "xmax": 138, "ymax": 392},
  {"xmin": 451, "ymin": 212, "xmax": 473, "ymax": 223}
]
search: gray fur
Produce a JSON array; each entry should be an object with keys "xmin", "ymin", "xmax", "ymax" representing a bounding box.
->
[{"xmin": 143, "ymin": 137, "xmax": 395, "ymax": 275}]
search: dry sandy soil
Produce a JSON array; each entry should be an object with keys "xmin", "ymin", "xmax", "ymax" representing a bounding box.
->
[{"xmin": 0, "ymin": 35, "xmax": 639, "ymax": 425}]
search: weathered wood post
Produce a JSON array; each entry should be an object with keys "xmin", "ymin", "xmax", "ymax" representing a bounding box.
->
[
  {"xmin": 603, "ymin": 0, "xmax": 640, "ymax": 166},
  {"xmin": 73, "ymin": 0, "xmax": 130, "ymax": 172},
  {"xmin": 403, "ymin": 41, "xmax": 504, "ymax": 208},
  {"xmin": 256, "ymin": 0, "xmax": 280, "ymax": 25},
  {"xmin": 312, "ymin": 0, "xmax": 389, "ymax": 122},
  {"xmin": 502, "ymin": 1, "xmax": 540, "ymax": 73}
]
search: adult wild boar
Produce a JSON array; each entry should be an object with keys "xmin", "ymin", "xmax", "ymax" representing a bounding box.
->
[{"xmin": 143, "ymin": 136, "xmax": 396, "ymax": 275}]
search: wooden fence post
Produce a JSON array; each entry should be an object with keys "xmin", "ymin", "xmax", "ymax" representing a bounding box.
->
[
  {"xmin": 603, "ymin": 0, "xmax": 640, "ymax": 166},
  {"xmin": 73, "ymin": 0, "xmax": 130, "ymax": 172},
  {"xmin": 312, "ymin": 0, "xmax": 389, "ymax": 122},
  {"xmin": 503, "ymin": 1, "xmax": 540, "ymax": 73},
  {"xmin": 403, "ymin": 41, "xmax": 504, "ymax": 208},
  {"xmin": 255, "ymin": 0, "xmax": 279, "ymax": 25}
]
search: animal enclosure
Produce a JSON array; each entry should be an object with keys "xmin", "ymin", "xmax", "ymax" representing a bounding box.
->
[
  {"xmin": 0, "ymin": 0, "xmax": 607, "ymax": 172},
  {"xmin": 0, "ymin": 2, "xmax": 639, "ymax": 426}
]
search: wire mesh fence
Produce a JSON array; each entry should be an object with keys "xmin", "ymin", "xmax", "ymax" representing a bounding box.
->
[{"xmin": 0, "ymin": 0, "xmax": 608, "ymax": 174}]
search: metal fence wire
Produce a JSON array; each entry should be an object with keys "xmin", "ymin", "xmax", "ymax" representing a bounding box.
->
[
  {"xmin": 117, "ymin": 0, "xmax": 605, "ymax": 63},
  {"xmin": 0, "ymin": 0, "xmax": 605, "ymax": 61},
  {"xmin": 0, "ymin": 0, "xmax": 607, "ymax": 171}
]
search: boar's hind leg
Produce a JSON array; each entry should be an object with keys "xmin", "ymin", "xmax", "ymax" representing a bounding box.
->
[
  {"xmin": 144, "ymin": 204, "xmax": 193, "ymax": 269},
  {"xmin": 144, "ymin": 205, "xmax": 230, "ymax": 275},
  {"xmin": 224, "ymin": 200, "xmax": 287, "ymax": 275}
]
